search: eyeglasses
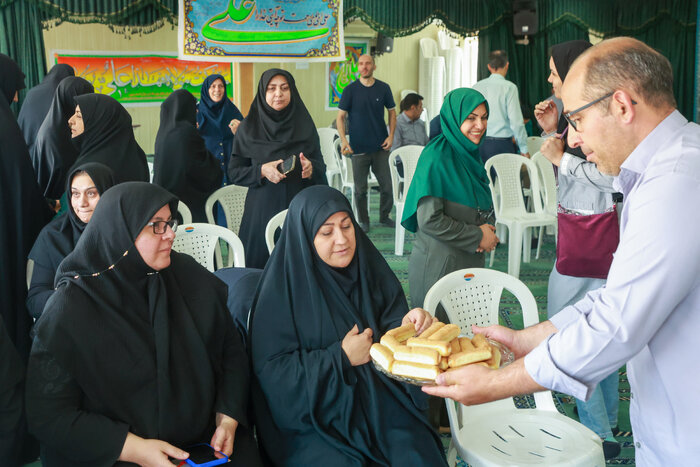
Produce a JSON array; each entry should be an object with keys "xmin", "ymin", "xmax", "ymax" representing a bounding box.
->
[
  {"xmin": 146, "ymin": 219, "xmax": 178, "ymax": 234},
  {"xmin": 563, "ymin": 91, "xmax": 613, "ymax": 131},
  {"xmin": 563, "ymin": 91, "xmax": 637, "ymax": 132}
]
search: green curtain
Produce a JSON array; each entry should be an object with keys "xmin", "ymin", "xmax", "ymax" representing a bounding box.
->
[
  {"xmin": 0, "ymin": 0, "xmax": 47, "ymax": 115},
  {"xmin": 344, "ymin": 0, "xmax": 510, "ymax": 37}
]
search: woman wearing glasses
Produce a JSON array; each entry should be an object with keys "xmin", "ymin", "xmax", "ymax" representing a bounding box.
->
[
  {"xmin": 534, "ymin": 40, "xmax": 621, "ymax": 460},
  {"xmin": 25, "ymin": 182, "xmax": 262, "ymax": 467}
]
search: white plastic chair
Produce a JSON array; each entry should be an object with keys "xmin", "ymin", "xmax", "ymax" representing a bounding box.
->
[
  {"xmin": 526, "ymin": 136, "xmax": 544, "ymax": 156},
  {"xmin": 204, "ymin": 185, "xmax": 248, "ymax": 234},
  {"xmin": 531, "ymin": 152, "xmax": 559, "ymax": 258},
  {"xmin": 388, "ymin": 145, "xmax": 423, "ymax": 255},
  {"xmin": 147, "ymin": 161, "xmax": 154, "ymax": 183},
  {"xmin": 177, "ymin": 200, "xmax": 192, "ymax": 225},
  {"xmin": 423, "ymin": 268, "xmax": 604, "ymax": 467},
  {"xmin": 172, "ymin": 223, "xmax": 245, "ymax": 271},
  {"xmin": 485, "ymin": 154, "xmax": 557, "ymax": 278},
  {"xmin": 317, "ymin": 128, "xmax": 342, "ymax": 190},
  {"xmin": 265, "ymin": 209, "xmax": 287, "ymax": 254},
  {"xmin": 332, "ymin": 138, "xmax": 377, "ymax": 220}
]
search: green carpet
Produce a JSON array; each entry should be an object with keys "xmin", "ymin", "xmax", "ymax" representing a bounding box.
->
[{"xmin": 364, "ymin": 201, "xmax": 635, "ymax": 466}]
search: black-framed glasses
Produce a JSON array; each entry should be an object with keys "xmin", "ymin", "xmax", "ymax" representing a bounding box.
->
[
  {"xmin": 563, "ymin": 91, "xmax": 614, "ymax": 131},
  {"xmin": 146, "ymin": 219, "xmax": 178, "ymax": 234}
]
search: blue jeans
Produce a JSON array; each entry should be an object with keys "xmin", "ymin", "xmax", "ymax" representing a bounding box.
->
[{"xmin": 576, "ymin": 370, "xmax": 619, "ymax": 439}]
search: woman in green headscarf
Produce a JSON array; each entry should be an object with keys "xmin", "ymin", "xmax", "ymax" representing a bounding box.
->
[{"xmin": 402, "ymin": 88, "xmax": 499, "ymax": 316}]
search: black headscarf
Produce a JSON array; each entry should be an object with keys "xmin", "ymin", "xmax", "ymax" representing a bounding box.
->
[
  {"xmin": 552, "ymin": 40, "xmax": 592, "ymax": 159},
  {"xmin": 31, "ymin": 76, "xmax": 94, "ymax": 199},
  {"xmin": 154, "ymin": 90, "xmax": 222, "ymax": 222},
  {"xmin": 250, "ymin": 185, "xmax": 446, "ymax": 466},
  {"xmin": 28, "ymin": 162, "xmax": 115, "ymax": 288},
  {"xmin": 71, "ymin": 93, "xmax": 149, "ymax": 183},
  {"xmin": 232, "ymin": 68, "xmax": 322, "ymax": 165},
  {"xmin": 17, "ymin": 64, "xmax": 74, "ymax": 148},
  {"xmin": 0, "ymin": 53, "xmax": 25, "ymax": 104},
  {"xmin": 31, "ymin": 182, "xmax": 249, "ymax": 464},
  {"xmin": 197, "ymin": 74, "xmax": 243, "ymax": 139},
  {"xmin": 0, "ymin": 55, "xmax": 54, "ymax": 360}
]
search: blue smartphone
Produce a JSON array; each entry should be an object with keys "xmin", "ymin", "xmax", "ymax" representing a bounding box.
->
[{"xmin": 184, "ymin": 443, "xmax": 228, "ymax": 466}]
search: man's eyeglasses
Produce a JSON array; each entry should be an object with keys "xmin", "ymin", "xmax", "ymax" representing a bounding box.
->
[
  {"xmin": 146, "ymin": 219, "xmax": 178, "ymax": 234},
  {"xmin": 563, "ymin": 91, "xmax": 637, "ymax": 131}
]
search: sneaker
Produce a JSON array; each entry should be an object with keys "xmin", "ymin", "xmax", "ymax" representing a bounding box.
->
[
  {"xmin": 603, "ymin": 440, "xmax": 621, "ymax": 460},
  {"xmin": 379, "ymin": 217, "xmax": 395, "ymax": 228},
  {"xmin": 359, "ymin": 222, "xmax": 370, "ymax": 233}
]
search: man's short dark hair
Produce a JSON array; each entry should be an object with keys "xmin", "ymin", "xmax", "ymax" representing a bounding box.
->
[
  {"xmin": 488, "ymin": 50, "xmax": 508, "ymax": 70},
  {"xmin": 400, "ymin": 93, "xmax": 424, "ymax": 112}
]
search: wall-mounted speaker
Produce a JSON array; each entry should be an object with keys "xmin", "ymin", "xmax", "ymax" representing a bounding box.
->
[
  {"xmin": 376, "ymin": 33, "xmax": 394, "ymax": 54},
  {"xmin": 513, "ymin": 0, "xmax": 538, "ymax": 36}
]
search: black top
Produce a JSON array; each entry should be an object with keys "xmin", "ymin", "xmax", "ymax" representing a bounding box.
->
[
  {"xmin": 18, "ymin": 64, "xmax": 74, "ymax": 150},
  {"xmin": 0, "ymin": 315, "xmax": 26, "ymax": 467},
  {"xmin": 27, "ymin": 163, "xmax": 116, "ymax": 321},
  {"xmin": 0, "ymin": 54, "xmax": 54, "ymax": 360},
  {"xmin": 338, "ymin": 78, "xmax": 395, "ymax": 154},
  {"xmin": 26, "ymin": 182, "xmax": 250, "ymax": 466},
  {"xmin": 31, "ymin": 76, "xmax": 94, "ymax": 199},
  {"xmin": 213, "ymin": 267, "xmax": 263, "ymax": 345},
  {"xmin": 249, "ymin": 185, "xmax": 447, "ymax": 466},
  {"xmin": 153, "ymin": 89, "xmax": 222, "ymax": 222},
  {"xmin": 71, "ymin": 93, "xmax": 149, "ymax": 183}
]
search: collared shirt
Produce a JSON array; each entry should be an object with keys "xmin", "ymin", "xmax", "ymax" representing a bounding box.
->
[
  {"xmin": 525, "ymin": 110, "xmax": 700, "ymax": 466},
  {"xmin": 391, "ymin": 112, "xmax": 428, "ymax": 152},
  {"xmin": 471, "ymin": 74, "xmax": 528, "ymax": 153}
]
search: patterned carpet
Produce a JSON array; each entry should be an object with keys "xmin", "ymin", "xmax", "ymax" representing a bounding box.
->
[{"xmin": 364, "ymin": 201, "xmax": 636, "ymax": 466}]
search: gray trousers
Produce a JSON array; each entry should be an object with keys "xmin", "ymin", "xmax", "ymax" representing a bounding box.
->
[{"xmin": 350, "ymin": 149, "xmax": 393, "ymax": 224}]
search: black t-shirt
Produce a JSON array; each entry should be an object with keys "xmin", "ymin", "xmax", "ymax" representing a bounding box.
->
[{"xmin": 338, "ymin": 78, "xmax": 395, "ymax": 154}]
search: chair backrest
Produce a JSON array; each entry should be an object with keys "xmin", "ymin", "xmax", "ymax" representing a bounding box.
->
[
  {"xmin": 388, "ymin": 145, "xmax": 424, "ymax": 203},
  {"xmin": 333, "ymin": 137, "xmax": 354, "ymax": 185},
  {"xmin": 485, "ymin": 154, "xmax": 545, "ymax": 219},
  {"xmin": 526, "ymin": 136, "xmax": 544, "ymax": 156},
  {"xmin": 423, "ymin": 268, "xmax": 550, "ymax": 411},
  {"xmin": 265, "ymin": 209, "xmax": 288, "ymax": 254},
  {"xmin": 317, "ymin": 128, "xmax": 340, "ymax": 173},
  {"xmin": 204, "ymin": 185, "xmax": 248, "ymax": 234},
  {"xmin": 400, "ymin": 88, "xmax": 418, "ymax": 100},
  {"xmin": 531, "ymin": 152, "xmax": 558, "ymax": 215},
  {"xmin": 172, "ymin": 223, "xmax": 245, "ymax": 271},
  {"xmin": 178, "ymin": 200, "xmax": 192, "ymax": 225}
]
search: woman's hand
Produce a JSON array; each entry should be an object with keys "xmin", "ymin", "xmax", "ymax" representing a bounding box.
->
[
  {"xmin": 476, "ymin": 224, "xmax": 499, "ymax": 253},
  {"xmin": 300, "ymin": 153, "xmax": 313, "ymax": 179},
  {"xmin": 533, "ymin": 99, "xmax": 559, "ymax": 134},
  {"xmin": 119, "ymin": 432, "xmax": 188, "ymax": 467},
  {"xmin": 228, "ymin": 119, "xmax": 241, "ymax": 135},
  {"xmin": 261, "ymin": 160, "xmax": 286, "ymax": 184},
  {"xmin": 210, "ymin": 413, "xmax": 238, "ymax": 457},
  {"xmin": 402, "ymin": 308, "xmax": 437, "ymax": 335},
  {"xmin": 342, "ymin": 324, "xmax": 373, "ymax": 366}
]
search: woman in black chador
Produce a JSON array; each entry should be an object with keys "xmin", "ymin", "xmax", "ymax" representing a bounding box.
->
[
  {"xmin": 69, "ymin": 93, "xmax": 149, "ymax": 183},
  {"xmin": 229, "ymin": 68, "xmax": 326, "ymax": 268},
  {"xmin": 249, "ymin": 185, "xmax": 448, "ymax": 466},
  {"xmin": 153, "ymin": 89, "xmax": 222, "ymax": 222},
  {"xmin": 26, "ymin": 182, "xmax": 262, "ymax": 467},
  {"xmin": 27, "ymin": 162, "xmax": 115, "ymax": 321},
  {"xmin": 31, "ymin": 76, "xmax": 94, "ymax": 200}
]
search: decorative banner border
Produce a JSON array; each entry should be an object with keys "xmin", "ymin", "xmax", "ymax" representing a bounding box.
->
[
  {"xmin": 325, "ymin": 40, "xmax": 368, "ymax": 110},
  {"xmin": 179, "ymin": 0, "xmax": 344, "ymax": 62},
  {"xmin": 54, "ymin": 51, "xmax": 234, "ymax": 106}
]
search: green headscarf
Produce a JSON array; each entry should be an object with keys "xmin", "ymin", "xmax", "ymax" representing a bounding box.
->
[{"xmin": 401, "ymin": 88, "xmax": 492, "ymax": 233}]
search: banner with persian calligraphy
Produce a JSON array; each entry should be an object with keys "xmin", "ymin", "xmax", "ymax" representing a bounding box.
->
[
  {"xmin": 179, "ymin": 0, "xmax": 344, "ymax": 62},
  {"xmin": 325, "ymin": 40, "xmax": 368, "ymax": 110},
  {"xmin": 54, "ymin": 52, "xmax": 233, "ymax": 106}
]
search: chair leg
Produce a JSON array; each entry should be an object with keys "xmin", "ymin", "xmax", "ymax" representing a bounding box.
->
[
  {"xmin": 446, "ymin": 440, "xmax": 458, "ymax": 467},
  {"xmin": 508, "ymin": 225, "xmax": 523, "ymax": 278},
  {"xmin": 522, "ymin": 227, "xmax": 532, "ymax": 263},
  {"xmin": 496, "ymin": 223, "xmax": 507, "ymax": 244},
  {"xmin": 394, "ymin": 205, "xmax": 404, "ymax": 256},
  {"xmin": 350, "ymin": 187, "xmax": 359, "ymax": 220},
  {"xmin": 536, "ymin": 225, "xmax": 544, "ymax": 259}
]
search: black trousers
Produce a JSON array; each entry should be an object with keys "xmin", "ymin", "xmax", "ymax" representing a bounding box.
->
[{"xmin": 350, "ymin": 149, "xmax": 393, "ymax": 224}]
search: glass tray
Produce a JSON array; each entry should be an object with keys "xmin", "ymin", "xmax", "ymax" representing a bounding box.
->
[{"xmin": 372, "ymin": 338, "xmax": 514, "ymax": 386}]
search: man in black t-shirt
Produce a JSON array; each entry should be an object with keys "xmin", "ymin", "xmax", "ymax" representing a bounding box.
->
[{"xmin": 336, "ymin": 54, "xmax": 396, "ymax": 233}]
